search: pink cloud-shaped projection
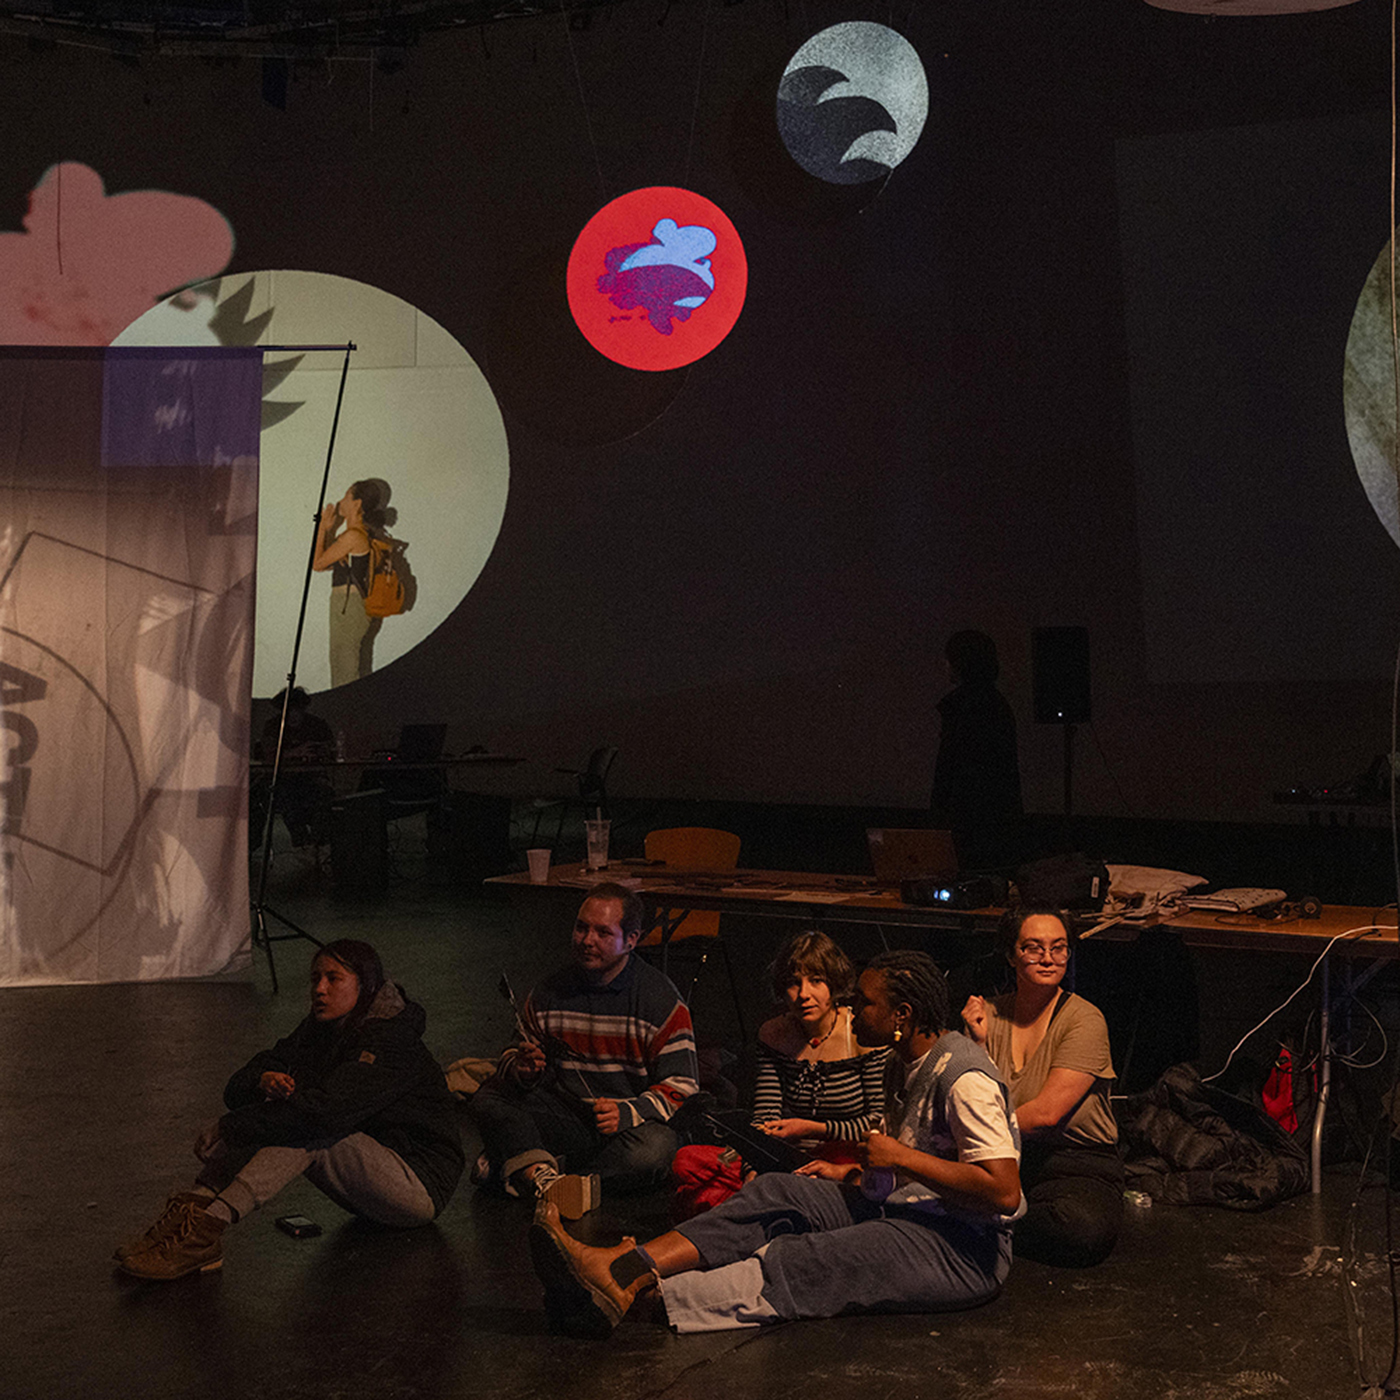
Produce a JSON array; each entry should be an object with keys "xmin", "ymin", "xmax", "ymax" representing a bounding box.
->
[{"xmin": 0, "ymin": 163, "xmax": 234, "ymax": 346}]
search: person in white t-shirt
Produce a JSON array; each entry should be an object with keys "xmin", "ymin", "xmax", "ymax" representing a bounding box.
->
[{"xmin": 529, "ymin": 950, "xmax": 1023, "ymax": 1337}]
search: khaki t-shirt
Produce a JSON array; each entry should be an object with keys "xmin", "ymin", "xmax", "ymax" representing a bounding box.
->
[{"xmin": 984, "ymin": 992, "xmax": 1117, "ymax": 1148}]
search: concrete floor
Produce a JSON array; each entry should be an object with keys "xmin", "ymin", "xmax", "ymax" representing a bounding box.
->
[{"xmin": 1, "ymin": 846, "xmax": 1390, "ymax": 1400}]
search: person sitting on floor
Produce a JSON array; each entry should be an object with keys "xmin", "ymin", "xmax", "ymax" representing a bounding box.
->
[
  {"xmin": 672, "ymin": 929, "xmax": 887, "ymax": 1217},
  {"xmin": 115, "ymin": 939, "xmax": 464, "ymax": 1281},
  {"xmin": 529, "ymin": 949, "xmax": 1022, "ymax": 1336},
  {"xmin": 470, "ymin": 883, "xmax": 698, "ymax": 1218},
  {"xmin": 961, "ymin": 905, "xmax": 1122, "ymax": 1267}
]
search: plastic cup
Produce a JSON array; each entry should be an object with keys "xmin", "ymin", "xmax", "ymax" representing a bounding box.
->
[
  {"xmin": 526, "ymin": 848, "xmax": 552, "ymax": 884},
  {"xmin": 584, "ymin": 819, "xmax": 610, "ymax": 871}
]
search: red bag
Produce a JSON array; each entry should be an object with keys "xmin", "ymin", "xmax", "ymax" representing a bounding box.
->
[{"xmin": 1262, "ymin": 1044, "xmax": 1299, "ymax": 1135}]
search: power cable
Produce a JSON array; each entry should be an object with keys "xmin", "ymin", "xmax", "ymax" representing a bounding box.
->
[{"xmin": 561, "ymin": 0, "xmax": 608, "ymax": 206}]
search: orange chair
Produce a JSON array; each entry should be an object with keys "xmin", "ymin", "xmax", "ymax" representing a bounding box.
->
[{"xmin": 638, "ymin": 827, "xmax": 746, "ymax": 1041}]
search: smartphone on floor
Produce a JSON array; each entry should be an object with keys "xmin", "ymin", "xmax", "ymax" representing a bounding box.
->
[{"xmin": 275, "ymin": 1214, "xmax": 322, "ymax": 1238}]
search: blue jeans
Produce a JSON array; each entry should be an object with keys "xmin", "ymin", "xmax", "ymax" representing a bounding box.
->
[
  {"xmin": 669, "ymin": 1173, "xmax": 1011, "ymax": 1327},
  {"xmin": 470, "ymin": 1079, "xmax": 677, "ymax": 1193}
]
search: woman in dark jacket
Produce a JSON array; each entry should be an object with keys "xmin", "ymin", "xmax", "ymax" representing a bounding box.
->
[{"xmin": 116, "ymin": 940, "xmax": 463, "ymax": 1281}]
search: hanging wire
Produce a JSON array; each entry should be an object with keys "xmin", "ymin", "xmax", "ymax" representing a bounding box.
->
[
  {"xmin": 1199, "ymin": 925, "xmax": 1394, "ymax": 1086},
  {"xmin": 1393, "ymin": 0, "xmax": 1400, "ymax": 534},
  {"xmin": 55, "ymin": 162, "xmax": 64, "ymax": 276},
  {"xmin": 684, "ymin": 0, "xmax": 717, "ymax": 187},
  {"xmin": 1345, "ymin": 1122, "xmax": 1386, "ymax": 1389},
  {"xmin": 1350, "ymin": 6, "xmax": 1400, "ymax": 1390},
  {"xmin": 1377, "ymin": 621, "xmax": 1400, "ymax": 1393},
  {"xmin": 561, "ymin": 0, "xmax": 608, "ymax": 206},
  {"xmin": 1366, "ymin": 908, "xmax": 1400, "ymax": 1395},
  {"xmin": 1088, "ymin": 719, "xmax": 1138, "ymax": 818},
  {"xmin": 1332, "ymin": 994, "xmax": 1389, "ymax": 1074}
]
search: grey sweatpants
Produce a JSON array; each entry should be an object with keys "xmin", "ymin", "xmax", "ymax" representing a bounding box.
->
[
  {"xmin": 197, "ymin": 1131, "xmax": 436, "ymax": 1227},
  {"xmin": 664, "ymin": 1173, "xmax": 1011, "ymax": 1332}
]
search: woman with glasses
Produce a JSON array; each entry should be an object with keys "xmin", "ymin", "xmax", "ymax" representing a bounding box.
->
[
  {"xmin": 961, "ymin": 905, "xmax": 1122, "ymax": 1266},
  {"xmin": 672, "ymin": 930, "xmax": 888, "ymax": 1217}
]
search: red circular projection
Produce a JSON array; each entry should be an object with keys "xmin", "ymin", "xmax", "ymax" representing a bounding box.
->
[{"xmin": 567, "ymin": 187, "xmax": 747, "ymax": 372}]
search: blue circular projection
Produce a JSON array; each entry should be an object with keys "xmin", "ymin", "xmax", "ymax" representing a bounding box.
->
[{"xmin": 777, "ymin": 23, "xmax": 929, "ymax": 186}]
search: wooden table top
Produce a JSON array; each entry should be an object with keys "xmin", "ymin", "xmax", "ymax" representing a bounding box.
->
[{"xmin": 487, "ymin": 861, "xmax": 1400, "ymax": 954}]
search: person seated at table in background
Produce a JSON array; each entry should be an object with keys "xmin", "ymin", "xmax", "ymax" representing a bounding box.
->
[
  {"xmin": 671, "ymin": 930, "xmax": 888, "ymax": 1218},
  {"xmin": 254, "ymin": 686, "xmax": 335, "ymax": 847},
  {"xmin": 115, "ymin": 940, "xmax": 465, "ymax": 1281},
  {"xmin": 530, "ymin": 950, "xmax": 1021, "ymax": 1337},
  {"xmin": 470, "ymin": 884, "xmax": 698, "ymax": 1217},
  {"xmin": 961, "ymin": 905, "xmax": 1122, "ymax": 1267}
]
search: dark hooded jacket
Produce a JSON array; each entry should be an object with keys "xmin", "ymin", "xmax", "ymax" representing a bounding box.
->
[
  {"xmin": 219, "ymin": 981, "xmax": 464, "ymax": 1215},
  {"xmin": 1120, "ymin": 1063, "xmax": 1307, "ymax": 1210}
]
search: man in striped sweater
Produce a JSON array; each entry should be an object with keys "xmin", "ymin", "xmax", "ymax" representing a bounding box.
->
[{"xmin": 471, "ymin": 883, "xmax": 698, "ymax": 1215}]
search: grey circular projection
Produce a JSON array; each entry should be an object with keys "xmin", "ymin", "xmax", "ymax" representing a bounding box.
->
[
  {"xmin": 1345, "ymin": 238, "xmax": 1400, "ymax": 547},
  {"xmin": 114, "ymin": 271, "xmax": 509, "ymax": 694},
  {"xmin": 777, "ymin": 22, "xmax": 929, "ymax": 186}
]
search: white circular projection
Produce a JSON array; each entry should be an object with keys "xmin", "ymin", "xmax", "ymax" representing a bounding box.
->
[
  {"xmin": 1344, "ymin": 239, "xmax": 1400, "ymax": 548},
  {"xmin": 778, "ymin": 22, "xmax": 929, "ymax": 185},
  {"xmin": 115, "ymin": 271, "xmax": 509, "ymax": 694}
]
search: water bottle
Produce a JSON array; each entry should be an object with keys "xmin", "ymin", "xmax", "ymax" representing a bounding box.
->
[{"xmin": 862, "ymin": 1166, "xmax": 896, "ymax": 1202}]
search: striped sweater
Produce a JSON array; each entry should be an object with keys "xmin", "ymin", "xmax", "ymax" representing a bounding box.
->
[
  {"xmin": 751, "ymin": 1042, "xmax": 890, "ymax": 1141},
  {"xmin": 502, "ymin": 955, "xmax": 698, "ymax": 1132}
]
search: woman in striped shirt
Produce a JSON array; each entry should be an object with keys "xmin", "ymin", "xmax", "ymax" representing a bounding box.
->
[{"xmin": 673, "ymin": 930, "xmax": 888, "ymax": 1217}]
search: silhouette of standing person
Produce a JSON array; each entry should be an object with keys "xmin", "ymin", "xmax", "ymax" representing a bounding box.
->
[
  {"xmin": 313, "ymin": 480, "xmax": 386, "ymax": 687},
  {"xmin": 931, "ymin": 630, "xmax": 1023, "ymax": 870}
]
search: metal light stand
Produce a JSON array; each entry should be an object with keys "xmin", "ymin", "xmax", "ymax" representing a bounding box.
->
[{"xmin": 250, "ymin": 342, "xmax": 357, "ymax": 992}]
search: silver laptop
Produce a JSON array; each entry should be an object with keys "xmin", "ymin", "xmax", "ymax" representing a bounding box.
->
[{"xmin": 867, "ymin": 828, "xmax": 959, "ymax": 884}]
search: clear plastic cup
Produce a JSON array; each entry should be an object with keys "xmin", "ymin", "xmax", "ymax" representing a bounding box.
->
[{"xmin": 584, "ymin": 819, "xmax": 610, "ymax": 871}]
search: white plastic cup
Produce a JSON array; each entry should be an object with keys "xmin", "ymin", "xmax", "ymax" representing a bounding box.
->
[
  {"xmin": 584, "ymin": 819, "xmax": 610, "ymax": 871},
  {"xmin": 526, "ymin": 848, "xmax": 552, "ymax": 884}
]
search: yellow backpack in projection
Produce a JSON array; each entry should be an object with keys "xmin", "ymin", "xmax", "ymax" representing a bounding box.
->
[{"xmin": 362, "ymin": 537, "xmax": 405, "ymax": 618}]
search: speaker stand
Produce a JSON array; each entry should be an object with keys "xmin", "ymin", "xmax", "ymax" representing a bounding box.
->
[{"xmin": 1061, "ymin": 720, "xmax": 1077, "ymax": 817}]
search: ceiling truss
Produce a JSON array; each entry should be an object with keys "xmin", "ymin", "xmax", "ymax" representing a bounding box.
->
[{"xmin": 0, "ymin": 0, "xmax": 646, "ymax": 58}]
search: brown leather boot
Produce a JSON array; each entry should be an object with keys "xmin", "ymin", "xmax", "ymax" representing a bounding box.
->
[
  {"xmin": 528, "ymin": 1202, "xmax": 656, "ymax": 1338},
  {"xmin": 118, "ymin": 1202, "xmax": 227, "ymax": 1281}
]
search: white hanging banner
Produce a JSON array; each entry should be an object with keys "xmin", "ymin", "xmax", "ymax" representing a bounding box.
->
[{"xmin": 0, "ymin": 346, "xmax": 263, "ymax": 984}]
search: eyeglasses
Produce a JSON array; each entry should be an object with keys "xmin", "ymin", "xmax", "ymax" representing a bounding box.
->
[{"xmin": 1016, "ymin": 942, "xmax": 1070, "ymax": 964}]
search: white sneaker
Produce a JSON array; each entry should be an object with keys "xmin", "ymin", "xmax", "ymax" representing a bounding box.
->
[{"xmin": 531, "ymin": 1163, "xmax": 601, "ymax": 1221}]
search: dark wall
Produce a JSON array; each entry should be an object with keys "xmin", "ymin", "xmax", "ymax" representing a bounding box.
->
[{"xmin": 3, "ymin": 0, "xmax": 1395, "ymax": 820}]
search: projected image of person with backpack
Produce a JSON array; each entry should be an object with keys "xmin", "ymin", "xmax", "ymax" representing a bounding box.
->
[{"xmin": 313, "ymin": 479, "xmax": 406, "ymax": 687}]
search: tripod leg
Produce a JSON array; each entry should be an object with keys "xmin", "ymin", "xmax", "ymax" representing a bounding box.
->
[{"xmin": 252, "ymin": 904, "xmax": 280, "ymax": 994}]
